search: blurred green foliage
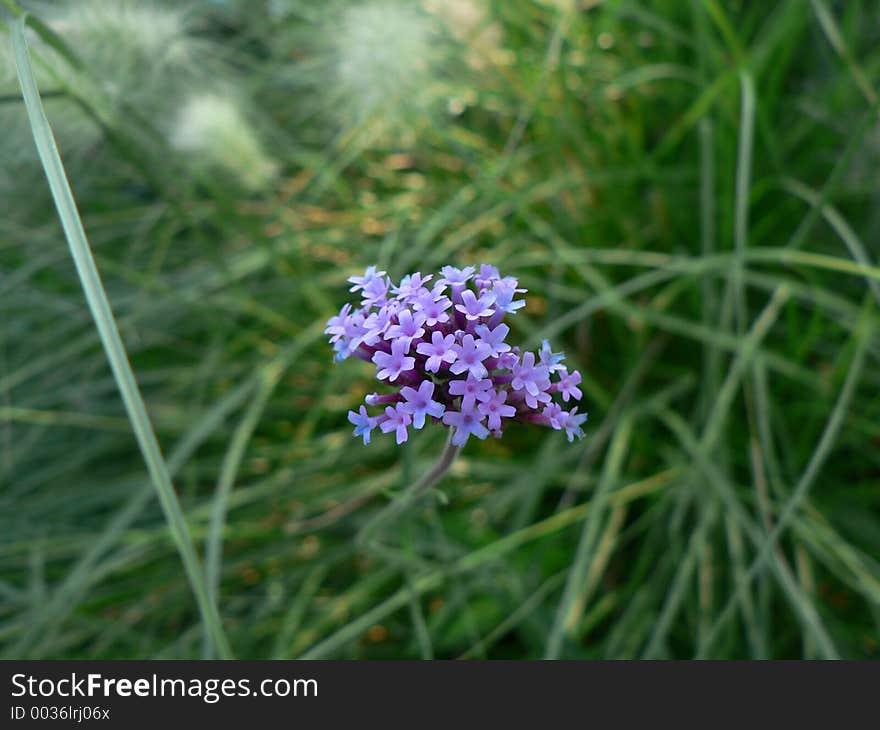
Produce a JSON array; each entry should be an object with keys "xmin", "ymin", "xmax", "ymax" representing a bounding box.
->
[{"xmin": 1, "ymin": 0, "xmax": 879, "ymax": 659}]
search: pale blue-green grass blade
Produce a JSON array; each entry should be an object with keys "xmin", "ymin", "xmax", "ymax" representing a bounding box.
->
[{"xmin": 10, "ymin": 16, "xmax": 232, "ymax": 659}]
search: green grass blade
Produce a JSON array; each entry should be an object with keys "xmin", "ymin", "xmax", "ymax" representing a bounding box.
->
[
  {"xmin": 734, "ymin": 70, "xmax": 755, "ymax": 336},
  {"xmin": 203, "ymin": 360, "xmax": 283, "ymax": 658},
  {"xmin": 545, "ymin": 418, "xmax": 632, "ymax": 659},
  {"xmin": 10, "ymin": 15, "xmax": 232, "ymax": 659},
  {"xmin": 809, "ymin": 0, "xmax": 877, "ymax": 106},
  {"xmin": 699, "ymin": 304, "xmax": 873, "ymax": 655}
]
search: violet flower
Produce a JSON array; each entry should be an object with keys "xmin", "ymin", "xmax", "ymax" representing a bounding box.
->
[
  {"xmin": 538, "ymin": 339, "xmax": 565, "ymax": 373},
  {"xmin": 400, "ymin": 380, "xmax": 446, "ymax": 429},
  {"xmin": 412, "ymin": 289, "xmax": 452, "ymax": 327},
  {"xmin": 442, "ymin": 405, "xmax": 490, "ymax": 447},
  {"xmin": 492, "ymin": 279, "xmax": 526, "ymax": 315},
  {"xmin": 361, "ymin": 276, "xmax": 391, "ymax": 308},
  {"xmin": 511, "ymin": 352, "xmax": 548, "ymax": 397},
  {"xmin": 455, "ymin": 289, "xmax": 496, "ymax": 321},
  {"xmin": 348, "ymin": 266, "xmax": 387, "ymax": 293},
  {"xmin": 329, "ymin": 265, "xmax": 588, "ymax": 449},
  {"xmin": 556, "ymin": 367, "xmax": 583, "ymax": 402},
  {"xmin": 372, "ymin": 339, "xmax": 415, "ymax": 382},
  {"xmin": 379, "ymin": 403, "xmax": 413, "ymax": 444},
  {"xmin": 474, "ymin": 264, "xmax": 501, "ymax": 291},
  {"xmin": 394, "ymin": 272, "xmax": 433, "ymax": 300},
  {"xmin": 348, "ymin": 405, "xmax": 377, "ymax": 444},
  {"xmin": 439, "ymin": 265, "xmax": 475, "ymax": 287},
  {"xmin": 450, "ymin": 334, "xmax": 492, "ymax": 379},
  {"xmin": 561, "ymin": 408, "xmax": 588, "ymax": 442},
  {"xmin": 477, "ymin": 388, "xmax": 516, "ymax": 431},
  {"xmin": 474, "ymin": 322, "xmax": 511, "ymax": 357},
  {"xmin": 448, "ymin": 373, "xmax": 492, "ymax": 410},
  {"xmin": 416, "ymin": 331, "xmax": 458, "ymax": 373},
  {"xmin": 384, "ymin": 308, "xmax": 426, "ymax": 352}
]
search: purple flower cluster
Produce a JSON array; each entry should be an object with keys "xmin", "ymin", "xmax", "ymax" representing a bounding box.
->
[{"xmin": 326, "ymin": 265, "xmax": 587, "ymax": 448}]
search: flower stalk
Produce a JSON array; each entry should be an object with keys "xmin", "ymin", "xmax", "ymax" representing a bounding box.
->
[{"xmin": 356, "ymin": 433, "xmax": 460, "ymax": 550}]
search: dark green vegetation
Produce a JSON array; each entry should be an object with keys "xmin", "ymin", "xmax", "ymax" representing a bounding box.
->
[{"xmin": 1, "ymin": 0, "xmax": 878, "ymax": 659}]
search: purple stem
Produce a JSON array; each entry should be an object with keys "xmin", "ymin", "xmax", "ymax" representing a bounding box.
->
[
  {"xmin": 487, "ymin": 309, "xmax": 505, "ymax": 329},
  {"xmin": 367, "ymin": 393, "xmax": 402, "ymax": 405}
]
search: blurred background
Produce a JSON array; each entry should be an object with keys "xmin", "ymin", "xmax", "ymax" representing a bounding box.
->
[{"xmin": 1, "ymin": 0, "xmax": 878, "ymax": 659}]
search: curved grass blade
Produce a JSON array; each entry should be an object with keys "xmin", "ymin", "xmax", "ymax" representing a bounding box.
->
[
  {"xmin": 697, "ymin": 304, "xmax": 873, "ymax": 657},
  {"xmin": 10, "ymin": 15, "xmax": 232, "ymax": 659}
]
